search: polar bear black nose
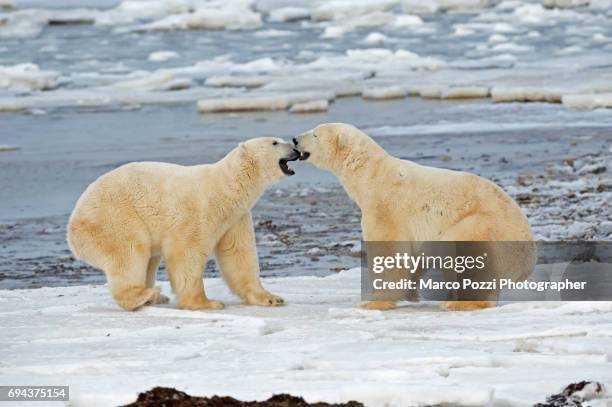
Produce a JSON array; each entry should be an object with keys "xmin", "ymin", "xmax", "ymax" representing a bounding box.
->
[{"xmin": 292, "ymin": 138, "xmax": 298, "ymax": 146}]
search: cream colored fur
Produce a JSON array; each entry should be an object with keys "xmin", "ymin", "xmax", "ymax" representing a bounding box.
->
[
  {"xmin": 67, "ymin": 138, "xmax": 297, "ymax": 311},
  {"xmin": 295, "ymin": 123, "xmax": 535, "ymax": 311}
]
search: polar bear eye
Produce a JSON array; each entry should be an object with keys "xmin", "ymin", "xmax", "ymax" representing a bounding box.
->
[{"xmin": 272, "ymin": 141, "xmax": 278, "ymax": 146}]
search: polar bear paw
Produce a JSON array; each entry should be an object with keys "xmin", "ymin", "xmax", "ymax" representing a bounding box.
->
[
  {"xmin": 359, "ymin": 301, "xmax": 396, "ymax": 311},
  {"xmin": 179, "ymin": 298, "xmax": 225, "ymax": 311},
  {"xmin": 151, "ymin": 293, "xmax": 170, "ymax": 305},
  {"xmin": 246, "ymin": 291, "xmax": 285, "ymax": 307},
  {"xmin": 440, "ymin": 300, "xmax": 496, "ymax": 311}
]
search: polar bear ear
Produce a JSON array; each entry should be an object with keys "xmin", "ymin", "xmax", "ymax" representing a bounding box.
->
[
  {"xmin": 333, "ymin": 130, "xmax": 347, "ymax": 153},
  {"xmin": 239, "ymin": 142, "xmax": 247, "ymax": 151}
]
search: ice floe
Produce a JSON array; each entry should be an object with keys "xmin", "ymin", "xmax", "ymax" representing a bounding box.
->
[
  {"xmin": 0, "ymin": 63, "xmax": 58, "ymax": 91},
  {"xmin": 148, "ymin": 50, "xmax": 179, "ymax": 62},
  {"xmin": 0, "ymin": 0, "xmax": 610, "ymax": 112}
]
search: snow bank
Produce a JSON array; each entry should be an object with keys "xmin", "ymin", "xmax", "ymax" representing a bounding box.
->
[
  {"xmin": 0, "ymin": 63, "xmax": 59, "ymax": 91},
  {"xmin": 1, "ymin": 268, "xmax": 612, "ymax": 407},
  {"xmin": 562, "ymin": 93, "xmax": 612, "ymax": 110}
]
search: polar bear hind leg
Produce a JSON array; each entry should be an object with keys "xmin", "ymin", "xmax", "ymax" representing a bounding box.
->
[
  {"xmin": 106, "ymin": 249, "xmax": 162, "ymax": 312},
  {"xmin": 438, "ymin": 214, "xmax": 503, "ymax": 311}
]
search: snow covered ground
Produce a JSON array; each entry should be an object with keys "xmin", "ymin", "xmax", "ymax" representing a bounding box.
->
[
  {"xmin": 1, "ymin": 0, "xmax": 611, "ymax": 112},
  {"xmin": 1, "ymin": 267, "xmax": 612, "ymax": 407}
]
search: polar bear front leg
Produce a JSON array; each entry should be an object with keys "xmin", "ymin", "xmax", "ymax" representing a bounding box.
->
[
  {"xmin": 215, "ymin": 214, "xmax": 284, "ymax": 307},
  {"xmin": 164, "ymin": 246, "xmax": 224, "ymax": 310}
]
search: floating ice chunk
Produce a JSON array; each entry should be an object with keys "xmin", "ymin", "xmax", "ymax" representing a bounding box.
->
[
  {"xmin": 111, "ymin": 71, "xmax": 177, "ymax": 91},
  {"xmin": 197, "ymin": 96, "xmax": 288, "ymax": 113},
  {"xmin": 491, "ymin": 42, "xmax": 533, "ymax": 52},
  {"xmin": 307, "ymin": 247, "xmax": 321, "ymax": 255},
  {"xmin": 131, "ymin": 7, "xmax": 263, "ymax": 32},
  {"xmin": 0, "ymin": 144, "xmax": 19, "ymax": 152},
  {"xmin": 404, "ymin": 0, "xmax": 495, "ymax": 13},
  {"xmin": 289, "ymin": 99, "xmax": 329, "ymax": 113},
  {"xmin": 0, "ymin": 11, "xmax": 46, "ymax": 38},
  {"xmin": 418, "ymin": 86, "xmax": 443, "ymax": 99},
  {"xmin": 488, "ymin": 34, "xmax": 508, "ymax": 42},
  {"xmin": 362, "ymin": 86, "xmax": 408, "ymax": 100},
  {"xmin": 254, "ymin": 29, "xmax": 294, "ymax": 37},
  {"xmin": 0, "ymin": 63, "xmax": 58, "ymax": 91},
  {"xmin": 157, "ymin": 78, "xmax": 191, "ymax": 91},
  {"xmin": 364, "ymin": 32, "xmax": 391, "ymax": 44},
  {"xmin": 148, "ymin": 50, "xmax": 179, "ymax": 62},
  {"xmin": 391, "ymin": 14, "xmax": 424, "ymax": 27},
  {"xmin": 491, "ymin": 87, "xmax": 562, "ymax": 103},
  {"xmin": 401, "ymin": 0, "xmax": 439, "ymax": 15},
  {"xmin": 543, "ymin": 0, "xmax": 590, "ymax": 8},
  {"xmin": 312, "ymin": 0, "xmax": 397, "ymax": 21},
  {"xmin": 450, "ymin": 54, "xmax": 516, "ymax": 69},
  {"xmin": 15, "ymin": 0, "xmax": 120, "ymax": 8},
  {"xmin": 592, "ymin": 33, "xmax": 609, "ymax": 43},
  {"xmin": 418, "ymin": 86, "xmax": 489, "ymax": 99},
  {"xmin": 268, "ymin": 7, "xmax": 310, "ymax": 22},
  {"xmin": 453, "ymin": 26, "xmax": 475, "ymax": 36},
  {"xmin": 441, "ymin": 86, "xmax": 490, "ymax": 99},
  {"xmin": 350, "ymin": 11, "xmax": 396, "ymax": 27},
  {"xmin": 558, "ymin": 45, "xmax": 582, "ymax": 54},
  {"xmin": 562, "ymin": 93, "xmax": 612, "ymax": 110},
  {"xmin": 205, "ymin": 75, "xmax": 270, "ymax": 88},
  {"xmin": 438, "ymin": 0, "xmax": 494, "ymax": 10},
  {"xmin": 320, "ymin": 25, "xmax": 348, "ymax": 39},
  {"xmin": 0, "ymin": 0, "xmax": 14, "ymax": 8},
  {"xmin": 198, "ymin": 91, "xmax": 335, "ymax": 113}
]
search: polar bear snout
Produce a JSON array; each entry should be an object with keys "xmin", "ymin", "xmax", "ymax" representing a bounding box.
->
[{"xmin": 293, "ymin": 131, "xmax": 313, "ymax": 161}]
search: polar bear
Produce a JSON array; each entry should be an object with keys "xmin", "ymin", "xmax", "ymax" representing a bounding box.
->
[
  {"xmin": 294, "ymin": 123, "xmax": 535, "ymax": 311},
  {"xmin": 67, "ymin": 138, "xmax": 300, "ymax": 311}
]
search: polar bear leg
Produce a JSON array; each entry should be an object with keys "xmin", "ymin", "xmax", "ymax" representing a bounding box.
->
[
  {"xmin": 358, "ymin": 220, "xmax": 409, "ymax": 311},
  {"xmin": 438, "ymin": 214, "xmax": 500, "ymax": 311},
  {"xmin": 106, "ymin": 253, "xmax": 162, "ymax": 311},
  {"xmin": 145, "ymin": 255, "xmax": 169, "ymax": 305},
  {"xmin": 215, "ymin": 214, "xmax": 284, "ymax": 307},
  {"xmin": 164, "ymin": 248, "xmax": 224, "ymax": 310}
]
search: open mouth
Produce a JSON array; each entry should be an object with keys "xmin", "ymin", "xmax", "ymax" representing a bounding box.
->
[
  {"xmin": 299, "ymin": 151, "xmax": 310, "ymax": 161},
  {"xmin": 279, "ymin": 150, "xmax": 300, "ymax": 176}
]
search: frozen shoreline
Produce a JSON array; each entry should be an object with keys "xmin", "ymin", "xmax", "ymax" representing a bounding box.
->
[{"xmin": 1, "ymin": 268, "xmax": 612, "ymax": 407}]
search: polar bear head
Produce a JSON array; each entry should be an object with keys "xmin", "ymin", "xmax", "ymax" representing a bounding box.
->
[
  {"xmin": 239, "ymin": 137, "xmax": 301, "ymax": 181},
  {"xmin": 293, "ymin": 123, "xmax": 367, "ymax": 172}
]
